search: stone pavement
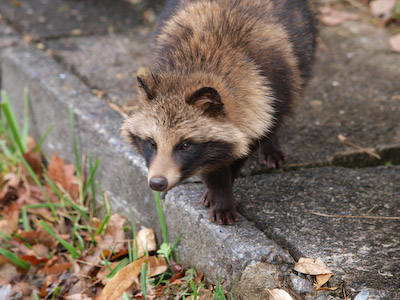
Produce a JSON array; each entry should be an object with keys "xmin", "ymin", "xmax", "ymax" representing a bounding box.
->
[{"xmin": 0, "ymin": 0, "xmax": 399, "ymax": 299}]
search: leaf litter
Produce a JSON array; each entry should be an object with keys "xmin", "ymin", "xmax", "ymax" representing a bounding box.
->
[{"xmin": 0, "ymin": 95, "xmax": 234, "ymax": 299}]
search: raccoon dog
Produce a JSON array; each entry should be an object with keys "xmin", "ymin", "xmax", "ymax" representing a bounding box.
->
[{"xmin": 122, "ymin": 0, "xmax": 317, "ymax": 225}]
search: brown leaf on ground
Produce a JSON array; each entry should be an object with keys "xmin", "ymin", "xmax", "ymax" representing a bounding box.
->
[
  {"xmin": 294, "ymin": 258, "xmax": 333, "ymax": 276},
  {"xmin": 31, "ymin": 243, "xmax": 50, "ymax": 257},
  {"xmin": 101, "ymin": 256, "xmax": 167, "ymax": 300},
  {"xmin": 0, "ymin": 210, "xmax": 19, "ymax": 242},
  {"xmin": 22, "ymin": 137, "xmax": 43, "ymax": 176},
  {"xmin": 267, "ymin": 289, "xmax": 293, "ymax": 300},
  {"xmin": 148, "ymin": 256, "xmax": 167, "ymax": 278},
  {"xmin": 15, "ymin": 229, "xmax": 57, "ymax": 247},
  {"xmin": 169, "ymin": 267, "xmax": 185, "ymax": 284},
  {"xmin": 47, "ymin": 153, "xmax": 79, "ymax": 200},
  {"xmin": 369, "ymin": 0, "xmax": 396, "ymax": 16},
  {"xmin": 66, "ymin": 294, "xmax": 92, "ymax": 300},
  {"xmin": 319, "ymin": 6, "xmax": 360, "ymax": 26},
  {"xmin": 38, "ymin": 255, "xmax": 72, "ymax": 275},
  {"xmin": 136, "ymin": 228, "xmax": 157, "ymax": 258},
  {"xmin": 97, "ymin": 261, "xmax": 121, "ymax": 285},
  {"xmin": 11, "ymin": 281, "xmax": 37, "ymax": 296},
  {"xmin": 316, "ymin": 273, "xmax": 334, "ymax": 290},
  {"xmin": 101, "ymin": 256, "xmax": 147, "ymax": 300},
  {"xmin": 389, "ymin": 34, "xmax": 400, "ymax": 53},
  {"xmin": 19, "ymin": 255, "xmax": 48, "ymax": 266},
  {"xmin": 0, "ymin": 173, "xmax": 20, "ymax": 204},
  {"xmin": 0, "ymin": 262, "xmax": 19, "ymax": 282},
  {"xmin": 99, "ymin": 213, "xmax": 126, "ymax": 252}
]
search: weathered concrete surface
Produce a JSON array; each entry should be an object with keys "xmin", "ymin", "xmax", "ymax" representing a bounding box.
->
[
  {"xmin": 0, "ymin": 18, "xmax": 18, "ymax": 88},
  {"xmin": 1, "ymin": 45, "xmax": 161, "ymax": 232},
  {"xmin": 164, "ymin": 185, "xmax": 293, "ymax": 289},
  {"xmin": 234, "ymin": 166, "xmax": 400, "ymax": 299},
  {"xmin": 0, "ymin": 0, "xmax": 163, "ymax": 39},
  {"xmin": 47, "ymin": 28, "xmax": 153, "ymax": 105}
]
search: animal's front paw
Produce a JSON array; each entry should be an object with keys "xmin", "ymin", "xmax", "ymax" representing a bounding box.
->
[{"xmin": 210, "ymin": 202, "xmax": 239, "ymax": 225}]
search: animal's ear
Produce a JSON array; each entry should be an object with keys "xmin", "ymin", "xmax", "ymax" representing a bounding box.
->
[
  {"xmin": 186, "ymin": 87, "xmax": 225, "ymax": 117},
  {"xmin": 137, "ymin": 75, "xmax": 154, "ymax": 101}
]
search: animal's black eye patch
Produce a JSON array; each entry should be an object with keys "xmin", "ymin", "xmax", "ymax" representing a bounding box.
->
[
  {"xmin": 176, "ymin": 141, "xmax": 235, "ymax": 180},
  {"xmin": 129, "ymin": 133, "xmax": 157, "ymax": 167}
]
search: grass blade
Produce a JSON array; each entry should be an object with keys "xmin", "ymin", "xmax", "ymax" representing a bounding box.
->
[
  {"xmin": 0, "ymin": 91, "xmax": 24, "ymax": 154},
  {"xmin": 33, "ymin": 123, "xmax": 54, "ymax": 153},
  {"xmin": 88, "ymin": 151, "xmax": 97, "ymax": 214},
  {"xmin": 21, "ymin": 88, "xmax": 29, "ymax": 151},
  {"xmin": 83, "ymin": 157, "xmax": 100, "ymax": 199},
  {"xmin": 106, "ymin": 257, "xmax": 129, "ymax": 279},
  {"xmin": 101, "ymin": 251, "xmax": 113, "ymax": 272},
  {"xmin": 171, "ymin": 233, "xmax": 182, "ymax": 253},
  {"xmin": 21, "ymin": 206, "xmax": 31, "ymax": 231},
  {"xmin": 0, "ymin": 247, "xmax": 30, "ymax": 270},
  {"xmin": 40, "ymin": 220, "xmax": 80, "ymax": 259},
  {"xmin": 123, "ymin": 293, "xmax": 130, "ymax": 300},
  {"xmin": 73, "ymin": 224, "xmax": 85, "ymax": 252},
  {"xmin": 129, "ymin": 210, "xmax": 138, "ymax": 262},
  {"xmin": 141, "ymin": 261, "xmax": 148, "ymax": 300},
  {"xmin": 97, "ymin": 215, "xmax": 110, "ymax": 235},
  {"xmin": 68, "ymin": 106, "xmax": 81, "ymax": 177},
  {"xmin": 154, "ymin": 191, "xmax": 168, "ymax": 244},
  {"xmin": 0, "ymin": 139, "xmax": 14, "ymax": 159}
]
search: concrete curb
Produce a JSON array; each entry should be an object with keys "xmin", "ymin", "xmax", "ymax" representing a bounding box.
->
[{"xmin": 165, "ymin": 183, "xmax": 293, "ymax": 288}]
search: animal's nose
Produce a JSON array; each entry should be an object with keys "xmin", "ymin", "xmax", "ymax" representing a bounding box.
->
[{"xmin": 149, "ymin": 176, "xmax": 168, "ymax": 191}]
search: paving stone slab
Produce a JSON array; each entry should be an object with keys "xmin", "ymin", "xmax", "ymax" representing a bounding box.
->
[
  {"xmin": 47, "ymin": 28, "xmax": 153, "ymax": 105},
  {"xmin": 1, "ymin": 45, "xmax": 162, "ymax": 232},
  {"xmin": 234, "ymin": 166, "xmax": 400, "ymax": 299},
  {"xmin": 0, "ymin": 0, "xmax": 163, "ymax": 39}
]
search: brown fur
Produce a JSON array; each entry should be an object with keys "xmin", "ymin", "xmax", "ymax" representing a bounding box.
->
[{"xmin": 122, "ymin": 0, "xmax": 317, "ymax": 225}]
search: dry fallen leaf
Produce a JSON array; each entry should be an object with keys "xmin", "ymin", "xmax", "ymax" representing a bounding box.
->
[
  {"xmin": 136, "ymin": 228, "xmax": 157, "ymax": 258},
  {"xmin": 389, "ymin": 34, "xmax": 400, "ymax": 53},
  {"xmin": 22, "ymin": 137, "xmax": 43, "ymax": 176},
  {"xmin": 267, "ymin": 289, "xmax": 293, "ymax": 300},
  {"xmin": 103, "ymin": 213, "xmax": 127, "ymax": 252},
  {"xmin": 294, "ymin": 257, "xmax": 333, "ymax": 275},
  {"xmin": 66, "ymin": 294, "xmax": 92, "ymax": 300},
  {"xmin": 101, "ymin": 256, "xmax": 167, "ymax": 300},
  {"xmin": 12, "ymin": 281, "xmax": 37, "ymax": 296},
  {"xmin": 0, "ymin": 263, "xmax": 19, "ymax": 282},
  {"xmin": 316, "ymin": 273, "xmax": 334, "ymax": 290},
  {"xmin": 0, "ymin": 211, "xmax": 19, "ymax": 242},
  {"xmin": 47, "ymin": 153, "xmax": 79, "ymax": 200},
  {"xmin": 16, "ymin": 229, "xmax": 57, "ymax": 247},
  {"xmin": 319, "ymin": 6, "xmax": 360, "ymax": 26},
  {"xmin": 148, "ymin": 256, "xmax": 168, "ymax": 277},
  {"xmin": 101, "ymin": 256, "xmax": 147, "ymax": 300},
  {"xmin": 369, "ymin": 0, "xmax": 396, "ymax": 16},
  {"xmin": 294, "ymin": 258, "xmax": 334, "ymax": 290}
]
